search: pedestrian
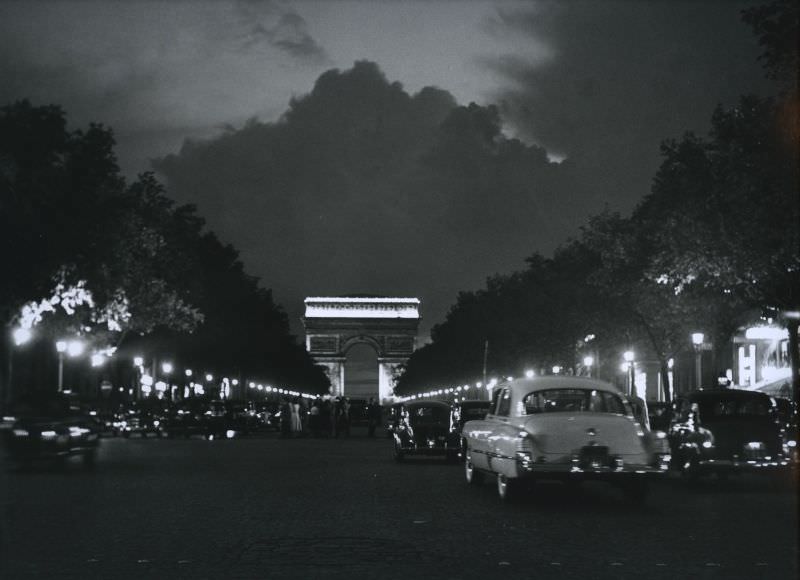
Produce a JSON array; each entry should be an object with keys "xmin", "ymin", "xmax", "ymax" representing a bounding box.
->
[
  {"xmin": 310, "ymin": 398, "xmax": 323, "ymax": 437},
  {"xmin": 330, "ymin": 397, "xmax": 339, "ymax": 438},
  {"xmin": 337, "ymin": 397, "xmax": 351, "ymax": 438},
  {"xmin": 279, "ymin": 397, "xmax": 292, "ymax": 439},
  {"xmin": 367, "ymin": 397, "xmax": 382, "ymax": 437},
  {"xmin": 290, "ymin": 396, "xmax": 302, "ymax": 437}
]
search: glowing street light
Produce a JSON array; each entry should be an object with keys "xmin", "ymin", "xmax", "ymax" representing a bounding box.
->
[
  {"xmin": 691, "ymin": 332, "xmax": 705, "ymax": 390},
  {"xmin": 552, "ymin": 366, "xmax": 561, "ymax": 375},
  {"xmin": 162, "ymin": 361, "xmax": 173, "ymax": 375},
  {"xmin": 525, "ymin": 369, "xmax": 535, "ymax": 379},
  {"xmin": 133, "ymin": 356, "xmax": 144, "ymax": 367},
  {"xmin": 205, "ymin": 373, "xmax": 213, "ymax": 382},
  {"xmin": 185, "ymin": 369, "xmax": 193, "ymax": 377},
  {"xmin": 90, "ymin": 353, "xmax": 105, "ymax": 367},
  {"xmin": 13, "ymin": 327, "xmax": 33, "ymax": 346},
  {"xmin": 623, "ymin": 350, "xmax": 635, "ymax": 397},
  {"xmin": 67, "ymin": 339, "xmax": 85, "ymax": 357}
]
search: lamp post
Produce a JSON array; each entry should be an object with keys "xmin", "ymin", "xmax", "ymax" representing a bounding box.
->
[
  {"xmin": 56, "ymin": 340, "xmax": 67, "ymax": 392},
  {"xmin": 691, "ymin": 332, "xmax": 704, "ymax": 390},
  {"xmin": 623, "ymin": 350, "xmax": 635, "ymax": 397}
]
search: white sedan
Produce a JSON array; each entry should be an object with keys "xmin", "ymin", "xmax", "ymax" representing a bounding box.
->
[{"xmin": 462, "ymin": 377, "xmax": 668, "ymax": 502}]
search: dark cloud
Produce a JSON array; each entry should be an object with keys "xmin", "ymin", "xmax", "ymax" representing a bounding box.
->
[
  {"xmin": 237, "ymin": 1, "xmax": 329, "ymax": 63},
  {"xmin": 154, "ymin": 61, "xmax": 579, "ymax": 338},
  {"xmin": 481, "ymin": 0, "xmax": 773, "ymax": 214}
]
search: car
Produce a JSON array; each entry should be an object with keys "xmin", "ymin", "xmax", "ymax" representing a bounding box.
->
[
  {"xmin": 450, "ymin": 400, "xmax": 492, "ymax": 459},
  {"xmin": 461, "ymin": 377, "xmax": 667, "ymax": 502},
  {"xmin": 384, "ymin": 402, "xmax": 406, "ymax": 439},
  {"xmin": 2, "ymin": 392, "xmax": 100, "ymax": 468},
  {"xmin": 668, "ymin": 388, "xmax": 793, "ymax": 482},
  {"xmin": 392, "ymin": 400, "xmax": 461, "ymax": 462}
]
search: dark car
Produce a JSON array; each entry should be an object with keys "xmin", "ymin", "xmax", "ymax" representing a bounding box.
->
[
  {"xmin": 668, "ymin": 388, "xmax": 792, "ymax": 481},
  {"xmin": 384, "ymin": 402, "xmax": 405, "ymax": 439},
  {"xmin": 393, "ymin": 400, "xmax": 460, "ymax": 462},
  {"xmin": 451, "ymin": 400, "xmax": 492, "ymax": 459},
  {"xmin": 163, "ymin": 400, "xmax": 237, "ymax": 440},
  {"xmin": 3, "ymin": 392, "xmax": 100, "ymax": 468},
  {"xmin": 116, "ymin": 402, "xmax": 165, "ymax": 438}
]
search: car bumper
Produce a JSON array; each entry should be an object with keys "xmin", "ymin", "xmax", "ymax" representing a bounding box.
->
[{"xmin": 515, "ymin": 452, "xmax": 669, "ymax": 479}]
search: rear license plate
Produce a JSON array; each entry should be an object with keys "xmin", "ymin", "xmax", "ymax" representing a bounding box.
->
[{"xmin": 580, "ymin": 445, "xmax": 609, "ymax": 467}]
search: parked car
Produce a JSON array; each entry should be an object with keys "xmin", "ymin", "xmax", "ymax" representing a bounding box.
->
[
  {"xmin": 462, "ymin": 377, "xmax": 667, "ymax": 502},
  {"xmin": 451, "ymin": 400, "xmax": 492, "ymax": 459},
  {"xmin": 668, "ymin": 388, "xmax": 793, "ymax": 481},
  {"xmin": 384, "ymin": 402, "xmax": 406, "ymax": 439},
  {"xmin": 2, "ymin": 392, "xmax": 100, "ymax": 468},
  {"xmin": 393, "ymin": 400, "xmax": 460, "ymax": 462}
]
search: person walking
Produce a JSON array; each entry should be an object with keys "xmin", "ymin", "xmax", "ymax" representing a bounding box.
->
[
  {"xmin": 367, "ymin": 397, "xmax": 382, "ymax": 437},
  {"xmin": 337, "ymin": 397, "xmax": 351, "ymax": 438},
  {"xmin": 290, "ymin": 396, "xmax": 302, "ymax": 437},
  {"xmin": 279, "ymin": 397, "xmax": 292, "ymax": 439},
  {"xmin": 309, "ymin": 398, "xmax": 321, "ymax": 438}
]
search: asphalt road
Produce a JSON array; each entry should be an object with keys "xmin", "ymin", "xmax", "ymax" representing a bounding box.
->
[{"xmin": 1, "ymin": 428, "xmax": 797, "ymax": 580}]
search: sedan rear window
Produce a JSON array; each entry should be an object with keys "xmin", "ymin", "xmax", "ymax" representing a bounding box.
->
[{"xmin": 523, "ymin": 389, "xmax": 631, "ymax": 416}]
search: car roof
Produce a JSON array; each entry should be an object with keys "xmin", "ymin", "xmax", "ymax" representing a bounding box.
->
[
  {"xmin": 686, "ymin": 388, "xmax": 772, "ymax": 401},
  {"xmin": 403, "ymin": 400, "xmax": 450, "ymax": 409},
  {"xmin": 496, "ymin": 376, "xmax": 623, "ymax": 396}
]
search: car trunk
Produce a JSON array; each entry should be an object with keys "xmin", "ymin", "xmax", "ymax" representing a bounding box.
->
[
  {"xmin": 522, "ymin": 413, "xmax": 645, "ymax": 455},
  {"xmin": 703, "ymin": 419, "xmax": 782, "ymax": 457}
]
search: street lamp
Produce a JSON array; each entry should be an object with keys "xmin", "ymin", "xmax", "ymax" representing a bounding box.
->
[
  {"xmin": 691, "ymin": 332, "xmax": 704, "ymax": 390},
  {"xmin": 162, "ymin": 361, "xmax": 173, "ymax": 375},
  {"xmin": 56, "ymin": 340, "xmax": 68, "ymax": 392},
  {"xmin": 525, "ymin": 369, "xmax": 535, "ymax": 379},
  {"xmin": 13, "ymin": 327, "xmax": 33, "ymax": 346},
  {"xmin": 623, "ymin": 350, "xmax": 635, "ymax": 397}
]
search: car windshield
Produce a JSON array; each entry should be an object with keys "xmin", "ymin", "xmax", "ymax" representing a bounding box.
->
[
  {"xmin": 409, "ymin": 406, "xmax": 448, "ymax": 425},
  {"xmin": 523, "ymin": 389, "xmax": 631, "ymax": 416},
  {"xmin": 462, "ymin": 406, "xmax": 489, "ymax": 419},
  {"xmin": 698, "ymin": 396, "xmax": 773, "ymax": 421}
]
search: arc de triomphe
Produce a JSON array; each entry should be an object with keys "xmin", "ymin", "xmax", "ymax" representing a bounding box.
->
[{"xmin": 302, "ymin": 297, "xmax": 420, "ymax": 403}]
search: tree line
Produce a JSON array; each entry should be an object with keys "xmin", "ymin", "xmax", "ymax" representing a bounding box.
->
[
  {"xmin": 396, "ymin": 0, "xmax": 799, "ymax": 402},
  {"xmin": 0, "ymin": 101, "xmax": 329, "ymax": 401}
]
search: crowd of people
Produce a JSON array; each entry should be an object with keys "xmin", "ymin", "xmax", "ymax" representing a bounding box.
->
[{"xmin": 278, "ymin": 396, "xmax": 383, "ymax": 439}]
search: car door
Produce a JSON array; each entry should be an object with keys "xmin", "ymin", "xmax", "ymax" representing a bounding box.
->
[{"xmin": 466, "ymin": 389, "xmax": 503, "ymax": 470}]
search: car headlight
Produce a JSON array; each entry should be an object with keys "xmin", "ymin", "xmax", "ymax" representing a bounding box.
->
[
  {"xmin": 41, "ymin": 430, "xmax": 57, "ymax": 439},
  {"xmin": 69, "ymin": 426, "xmax": 91, "ymax": 437},
  {"xmin": 12, "ymin": 428, "xmax": 29, "ymax": 437}
]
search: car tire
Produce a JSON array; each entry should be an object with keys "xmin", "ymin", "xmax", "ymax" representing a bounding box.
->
[
  {"xmin": 465, "ymin": 456, "xmax": 484, "ymax": 485},
  {"xmin": 496, "ymin": 473, "xmax": 519, "ymax": 502}
]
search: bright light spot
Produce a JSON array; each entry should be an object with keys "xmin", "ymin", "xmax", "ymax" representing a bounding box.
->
[
  {"xmin": 56, "ymin": 340, "xmax": 68, "ymax": 353},
  {"xmin": 90, "ymin": 353, "xmax": 105, "ymax": 367},
  {"xmin": 623, "ymin": 351, "xmax": 635, "ymax": 362},
  {"xmin": 745, "ymin": 326, "xmax": 788, "ymax": 340},
  {"xmin": 620, "ymin": 362, "xmax": 631, "ymax": 373},
  {"xmin": 525, "ymin": 369, "xmax": 535, "ymax": 378},
  {"xmin": 668, "ymin": 358, "xmax": 674, "ymax": 369},
  {"xmin": 231, "ymin": 379, "xmax": 239, "ymax": 386},
  {"xmin": 787, "ymin": 440, "xmax": 797, "ymax": 448},
  {"xmin": 691, "ymin": 332, "xmax": 704, "ymax": 346},
  {"xmin": 506, "ymin": 376, "xmax": 513, "ymax": 382},
  {"xmin": 162, "ymin": 362, "xmax": 173, "ymax": 374},
  {"xmin": 205, "ymin": 374, "xmax": 213, "ymax": 382},
  {"xmin": 67, "ymin": 340, "xmax": 85, "ymax": 357},
  {"xmin": 552, "ymin": 366, "xmax": 561, "ymax": 375},
  {"xmin": 702, "ymin": 441, "xmax": 713, "ymax": 449},
  {"xmin": 226, "ymin": 430, "xmax": 235, "ymax": 439},
  {"xmin": 155, "ymin": 381, "xmax": 167, "ymax": 392},
  {"xmin": 133, "ymin": 356, "xmax": 143, "ymax": 367},
  {"xmin": 13, "ymin": 327, "xmax": 33, "ymax": 345},
  {"xmin": 746, "ymin": 441, "xmax": 765, "ymax": 450},
  {"xmin": 140, "ymin": 374, "xmax": 153, "ymax": 387},
  {"xmin": 41, "ymin": 430, "xmax": 57, "ymax": 438},
  {"xmin": 249, "ymin": 382, "xmax": 255, "ymax": 389},
  {"xmin": 583, "ymin": 356, "xmax": 594, "ymax": 367},
  {"xmin": 185, "ymin": 369, "xmax": 193, "ymax": 377}
]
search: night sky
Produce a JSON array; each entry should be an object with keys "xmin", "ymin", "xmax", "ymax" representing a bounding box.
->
[{"xmin": 1, "ymin": 1, "xmax": 773, "ymax": 340}]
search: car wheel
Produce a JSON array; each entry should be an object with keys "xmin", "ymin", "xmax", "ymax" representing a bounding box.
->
[
  {"xmin": 496, "ymin": 473, "xmax": 518, "ymax": 501},
  {"xmin": 393, "ymin": 442, "xmax": 405, "ymax": 462},
  {"xmin": 465, "ymin": 456, "xmax": 484, "ymax": 485}
]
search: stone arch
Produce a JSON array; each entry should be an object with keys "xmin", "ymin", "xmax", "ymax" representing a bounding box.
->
[{"xmin": 302, "ymin": 297, "xmax": 420, "ymax": 404}]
